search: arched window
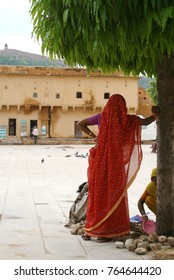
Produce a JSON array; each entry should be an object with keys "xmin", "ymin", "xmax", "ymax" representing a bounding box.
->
[
  {"xmin": 104, "ymin": 92, "xmax": 110, "ymax": 99},
  {"xmin": 33, "ymin": 92, "xmax": 38, "ymax": 98},
  {"xmin": 76, "ymin": 92, "xmax": 82, "ymax": 98},
  {"xmin": 56, "ymin": 93, "xmax": 60, "ymax": 99}
]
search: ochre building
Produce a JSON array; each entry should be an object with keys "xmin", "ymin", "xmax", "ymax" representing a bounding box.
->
[{"xmin": 0, "ymin": 66, "xmax": 150, "ymax": 142}]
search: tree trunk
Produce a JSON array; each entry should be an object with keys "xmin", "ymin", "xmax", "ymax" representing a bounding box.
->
[{"xmin": 156, "ymin": 54, "xmax": 174, "ymax": 236}]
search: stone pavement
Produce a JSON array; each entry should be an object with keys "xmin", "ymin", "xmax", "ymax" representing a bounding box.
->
[{"xmin": 0, "ymin": 144, "xmax": 156, "ymax": 260}]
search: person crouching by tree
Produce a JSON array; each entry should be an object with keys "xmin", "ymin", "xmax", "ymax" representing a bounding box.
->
[{"xmin": 138, "ymin": 167, "xmax": 157, "ymax": 221}]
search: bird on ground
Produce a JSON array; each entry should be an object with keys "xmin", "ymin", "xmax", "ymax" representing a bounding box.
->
[{"xmin": 41, "ymin": 158, "xmax": 44, "ymax": 163}]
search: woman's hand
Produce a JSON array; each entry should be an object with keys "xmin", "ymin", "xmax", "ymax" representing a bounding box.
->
[
  {"xmin": 142, "ymin": 214, "xmax": 148, "ymax": 221},
  {"xmin": 152, "ymin": 106, "xmax": 160, "ymax": 116}
]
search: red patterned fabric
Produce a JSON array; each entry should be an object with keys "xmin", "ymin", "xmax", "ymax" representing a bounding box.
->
[{"xmin": 85, "ymin": 94, "xmax": 142, "ymax": 238}]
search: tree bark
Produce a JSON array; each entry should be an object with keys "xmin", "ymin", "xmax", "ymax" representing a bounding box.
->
[{"xmin": 156, "ymin": 54, "xmax": 174, "ymax": 236}]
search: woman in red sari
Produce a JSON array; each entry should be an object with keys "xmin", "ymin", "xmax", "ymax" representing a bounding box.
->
[{"xmin": 77, "ymin": 94, "xmax": 159, "ymax": 242}]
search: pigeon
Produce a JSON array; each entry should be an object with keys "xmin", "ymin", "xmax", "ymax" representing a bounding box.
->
[
  {"xmin": 41, "ymin": 158, "xmax": 44, "ymax": 163},
  {"xmin": 81, "ymin": 154, "xmax": 86, "ymax": 158}
]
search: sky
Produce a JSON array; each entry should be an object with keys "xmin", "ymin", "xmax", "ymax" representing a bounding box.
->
[{"xmin": 0, "ymin": 0, "xmax": 42, "ymax": 55}]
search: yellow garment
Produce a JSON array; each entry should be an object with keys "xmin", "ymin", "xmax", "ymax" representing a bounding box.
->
[
  {"xmin": 151, "ymin": 167, "xmax": 157, "ymax": 178},
  {"xmin": 146, "ymin": 181, "xmax": 156, "ymax": 198},
  {"xmin": 145, "ymin": 181, "xmax": 156, "ymax": 214}
]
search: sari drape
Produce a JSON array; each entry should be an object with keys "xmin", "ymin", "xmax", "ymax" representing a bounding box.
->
[{"xmin": 85, "ymin": 94, "xmax": 142, "ymax": 238}]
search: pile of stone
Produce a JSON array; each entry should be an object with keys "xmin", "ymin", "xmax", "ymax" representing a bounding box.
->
[
  {"xmin": 69, "ymin": 222, "xmax": 174, "ymax": 259},
  {"xmin": 69, "ymin": 221, "xmax": 85, "ymax": 235},
  {"xmin": 114, "ymin": 233, "xmax": 174, "ymax": 258}
]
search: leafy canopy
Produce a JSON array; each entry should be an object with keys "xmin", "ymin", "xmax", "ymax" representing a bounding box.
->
[{"xmin": 30, "ymin": 0, "xmax": 174, "ymax": 75}]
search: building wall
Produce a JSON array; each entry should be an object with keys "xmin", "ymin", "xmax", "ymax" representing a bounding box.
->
[
  {"xmin": 136, "ymin": 87, "xmax": 154, "ymax": 117},
  {"xmin": 0, "ymin": 66, "xmax": 139, "ymax": 139},
  {"xmin": 137, "ymin": 87, "xmax": 157, "ymax": 141}
]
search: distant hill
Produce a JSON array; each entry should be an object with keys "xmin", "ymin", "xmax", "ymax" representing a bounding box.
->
[
  {"xmin": 0, "ymin": 48, "xmax": 66, "ymax": 67},
  {"xmin": 138, "ymin": 76, "xmax": 155, "ymax": 90}
]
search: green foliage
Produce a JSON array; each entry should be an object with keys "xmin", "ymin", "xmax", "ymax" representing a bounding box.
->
[
  {"xmin": 147, "ymin": 79, "xmax": 158, "ymax": 105},
  {"xmin": 30, "ymin": 0, "xmax": 174, "ymax": 75}
]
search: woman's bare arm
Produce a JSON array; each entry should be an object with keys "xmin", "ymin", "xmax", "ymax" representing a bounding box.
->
[
  {"xmin": 76, "ymin": 118, "xmax": 97, "ymax": 139},
  {"xmin": 138, "ymin": 191, "xmax": 149, "ymax": 220},
  {"xmin": 140, "ymin": 105, "xmax": 160, "ymax": 126}
]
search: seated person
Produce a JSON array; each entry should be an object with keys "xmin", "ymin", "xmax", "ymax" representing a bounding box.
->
[{"xmin": 138, "ymin": 167, "xmax": 157, "ymax": 220}]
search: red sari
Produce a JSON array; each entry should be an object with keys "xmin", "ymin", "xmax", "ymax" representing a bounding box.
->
[{"xmin": 85, "ymin": 94, "xmax": 142, "ymax": 238}]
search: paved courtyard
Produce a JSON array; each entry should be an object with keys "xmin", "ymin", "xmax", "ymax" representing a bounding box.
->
[{"xmin": 0, "ymin": 144, "xmax": 156, "ymax": 260}]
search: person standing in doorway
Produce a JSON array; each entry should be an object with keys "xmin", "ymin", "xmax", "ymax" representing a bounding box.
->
[{"xmin": 32, "ymin": 126, "xmax": 39, "ymax": 144}]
